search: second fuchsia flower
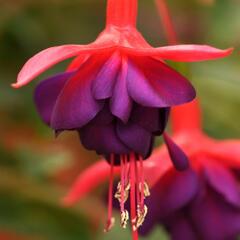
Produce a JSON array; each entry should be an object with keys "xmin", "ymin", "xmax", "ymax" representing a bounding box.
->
[
  {"xmin": 64, "ymin": 99, "xmax": 240, "ymax": 240},
  {"xmin": 139, "ymin": 100, "xmax": 240, "ymax": 240},
  {"xmin": 13, "ymin": 0, "xmax": 232, "ymax": 238}
]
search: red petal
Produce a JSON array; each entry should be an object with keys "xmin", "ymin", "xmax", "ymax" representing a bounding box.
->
[
  {"xmin": 144, "ymin": 145, "xmax": 173, "ymax": 188},
  {"xmin": 62, "ymin": 160, "xmax": 120, "ymax": 206},
  {"xmin": 127, "ymin": 45, "xmax": 232, "ymax": 62},
  {"xmin": 171, "ymin": 99, "xmax": 202, "ymax": 134},
  {"xmin": 12, "ymin": 44, "xmax": 112, "ymax": 88},
  {"xmin": 208, "ymin": 140, "xmax": 240, "ymax": 168},
  {"xmin": 66, "ymin": 54, "xmax": 90, "ymax": 72}
]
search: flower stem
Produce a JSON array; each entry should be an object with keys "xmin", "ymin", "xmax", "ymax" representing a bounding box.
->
[
  {"xmin": 155, "ymin": 0, "xmax": 177, "ymax": 45},
  {"xmin": 171, "ymin": 99, "xmax": 202, "ymax": 134},
  {"xmin": 154, "ymin": 0, "xmax": 202, "ymax": 133},
  {"xmin": 106, "ymin": 0, "xmax": 138, "ymax": 27}
]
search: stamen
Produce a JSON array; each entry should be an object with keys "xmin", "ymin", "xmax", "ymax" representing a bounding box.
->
[
  {"xmin": 130, "ymin": 153, "xmax": 138, "ymax": 240},
  {"xmin": 120, "ymin": 154, "xmax": 130, "ymax": 228},
  {"xmin": 136, "ymin": 204, "xmax": 148, "ymax": 228},
  {"xmin": 124, "ymin": 154, "xmax": 129, "ymax": 186},
  {"xmin": 104, "ymin": 218, "xmax": 115, "ymax": 233},
  {"xmin": 139, "ymin": 155, "xmax": 145, "ymax": 210},
  {"xmin": 135, "ymin": 160, "xmax": 141, "ymax": 209},
  {"xmin": 120, "ymin": 209, "xmax": 129, "ymax": 229},
  {"xmin": 120, "ymin": 154, "xmax": 125, "ymax": 212},
  {"xmin": 135, "ymin": 155, "xmax": 150, "ymax": 229},
  {"xmin": 114, "ymin": 182, "xmax": 130, "ymax": 203},
  {"xmin": 115, "ymin": 154, "xmax": 130, "ymax": 203},
  {"xmin": 104, "ymin": 154, "xmax": 115, "ymax": 232},
  {"xmin": 141, "ymin": 181, "xmax": 150, "ymax": 198}
]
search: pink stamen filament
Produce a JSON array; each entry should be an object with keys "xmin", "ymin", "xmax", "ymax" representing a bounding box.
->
[
  {"xmin": 124, "ymin": 154, "xmax": 129, "ymax": 186},
  {"xmin": 130, "ymin": 153, "xmax": 138, "ymax": 240},
  {"xmin": 106, "ymin": 154, "xmax": 114, "ymax": 231},
  {"xmin": 135, "ymin": 160, "xmax": 140, "ymax": 208},
  {"xmin": 120, "ymin": 154, "xmax": 125, "ymax": 212},
  {"xmin": 139, "ymin": 155, "xmax": 144, "ymax": 210}
]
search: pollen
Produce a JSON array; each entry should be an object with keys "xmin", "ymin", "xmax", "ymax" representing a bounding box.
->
[
  {"xmin": 104, "ymin": 217, "xmax": 115, "ymax": 232},
  {"xmin": 115, "ymin": 182, "xmax": 130, "ymax": 203},
  {"xmin": 136, "ymin": 204, "xmax": 148, "ymax": 228},
  {"xmin": 139, "ymin": 181, "xmax": 151, "ymax": 198},
  {"xmin": 120, "ymin": 209, "xmax": 129, "ymax": 228},
  {"xmin": 106, "ymin": 153, "xmax": 151, "ymax": 239}
]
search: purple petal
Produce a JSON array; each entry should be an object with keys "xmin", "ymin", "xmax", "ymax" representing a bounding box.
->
[
  {"xmin": 138, "ymin": 209, "xmax": 158, "ymax": 236},
  {"xmin": 204, "ymin": 161, "xmax": 240, "ymax": 208},
  {"xmin": 110, "ymin": 58, "xmax": 132, "ymax": 123},
  {"xmin": 78, "ymin": 123, "xmax": 130, "ymax": 155},
  {"xmin": 147, "ymin": 168, "xmax": 198, "ymax": 218},
  {"xmin": 131, "ymin": 105, "xmax": 170, "ymax": 134},
  {"xmin": 116, "ymin": 121, "xmax": 152, "ymax": 157},
  {"xmin": 144, "ymin": 136, "xmax": 155, "ymax": 159},
  {"xmin": 89, "ymin": 102, "xmax": 114, "ymax": 125},
  {"xmin": 92, "ymin": 52, "xmax": 120, "ymax": 100},
  {"xmin": 190, "ymin": 190, "xmax": 240, "ymax": 240},
  {"xmin": 34, "ymin": 71, "xmax": 75, "ymax": 125},
  {"xmin": 170, "ymin": 217, "xmax": 197, "ymax": 240},
  {"xmin": 51, "ymin": 56, "xmax": 105, "ymax": 130},
  {"xmin": 131, "ymin": 104, "xmax": 159, "ymax": 132},
  {"xmin": 127, "ymin": 56, "xmax": 196, "ymax": 107},
  {"xmin": 163, "ymin": 132, "xmax": 189, "ymax": 171},
  {"xmin": 105, "ymin": 137, "xmax": 154, "ymax": 165},
  {"xmin": 154, "ymin": 107, "xmax": 170, "ymax": 135}
]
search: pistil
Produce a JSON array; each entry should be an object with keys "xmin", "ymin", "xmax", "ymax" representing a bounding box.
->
[
  {"xmin": 104, "ymin": 154, "xmax": 115, "ymax": 232},
  {"xmin": 135, "ymin": 160, "xmax": 140, "ymax": 210},
  {"xmin": 139, "ymin": 155, "xmax": 144, "ymax": 210},
  {"xmin": 130, "ymin": 153, "xmax": 138, "ymax": 239}
]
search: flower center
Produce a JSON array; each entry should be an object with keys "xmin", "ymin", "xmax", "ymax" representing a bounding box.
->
[{"xmin": 105, "ymin": 153, "xmax": 150, "ymax": 240}]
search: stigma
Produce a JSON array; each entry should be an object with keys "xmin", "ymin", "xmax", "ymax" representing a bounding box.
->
[{"xmin": 105, "ymin": 153, "xmax": 150, "ymax": 239}]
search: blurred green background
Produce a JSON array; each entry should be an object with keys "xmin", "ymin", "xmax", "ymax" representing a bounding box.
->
[{"xmin": 0, "ymin": 0, "xmax": 239, "ymax": 239}]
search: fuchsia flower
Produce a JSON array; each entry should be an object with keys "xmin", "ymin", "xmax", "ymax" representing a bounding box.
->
[
  {"xmin": 13, "ymin": 0, "xmax": 232, "ymax": 237},
  {"xmin": 138, "ymin": 100, "xmax": 240, "ymax": 240},
  {"xmin": 64, "ymin": 99, "xmax": 240, "ymax": 240}
]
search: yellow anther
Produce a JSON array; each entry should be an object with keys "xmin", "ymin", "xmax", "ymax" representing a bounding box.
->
[
  {"xmin": 120, "ymin": 210, "xmax": 129, "ymax": 228},
  {"xmin": 115, "ymin": 182, "xmax": 130, "ymax": 203},
  {"xmin": 136, "ymin": 204, "xmax": 148, "ymax": 228},
  {"xmin": 139, "ymin": 181, "xmax": 150, "ymax": 198},
  {"xmin": 104, "ymin": 217, "xmax": 115, "ymax": 232}
]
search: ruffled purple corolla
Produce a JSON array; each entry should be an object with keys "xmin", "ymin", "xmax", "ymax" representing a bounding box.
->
[
  {"xmin": 141, "ymin": 166, "xmax": 240, "ymax": 240},
  {"xmin": 34, "ymin": 53, "xmax": 186, "ymax": 160}
]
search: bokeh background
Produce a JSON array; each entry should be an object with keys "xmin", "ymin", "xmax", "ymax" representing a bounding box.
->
[{"xmin": 0, "ymin": 0, "xmax": 239, "ymax": 239}]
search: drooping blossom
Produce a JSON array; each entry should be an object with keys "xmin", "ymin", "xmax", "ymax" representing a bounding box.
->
[
  {"xmin": 64, "ymin": 99, "xmax": 240, "ymax": 240},
  {"xmin": 138, "ymin": 99, "xmax": 240, "ymax": 240},
  {"xmin": 13, "ymin": 0, "xmax": 232, "ymax": 237}
]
